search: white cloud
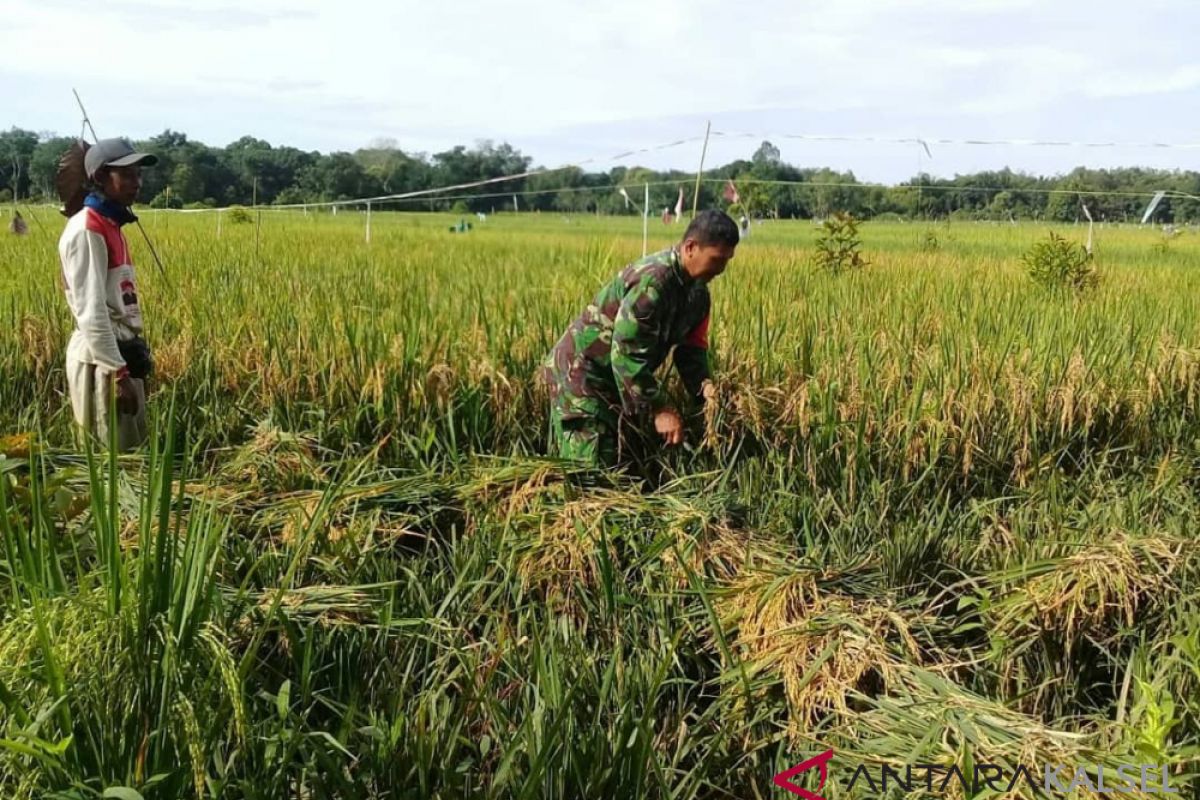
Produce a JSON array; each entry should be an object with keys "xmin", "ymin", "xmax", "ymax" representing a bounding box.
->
[
  {"xmin": 2, "ymin": 0, "xmax": 1198, "ymax": 181},
  {"xmin": 1085, "ymin": 64, "xmax": 1200, "ymax": 99}
]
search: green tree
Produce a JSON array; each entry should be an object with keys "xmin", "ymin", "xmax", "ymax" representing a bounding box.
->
[
  {"xmin": 355, "ymin": 141, "xmax": 431, "ymax": 197},
  {"xmin": 28, "ymin": 136, "xmax": 75, "ymax": 200},
  {"xmin": 298, "ymin": 153, "xmax": 381, "ymax": 201},
  {"xmin": 752, "ymin": 140, "xmax": 781, "ymax": 166},
  {"xmin": 170, "ymin": 163, "xmax": 205, "ymax": 203},
  {"xmin": 0, "ymin": 128, "xmax": 39, "ymax": 201},
  {"xmin": 430, "ymin": 141, "xmax": 531, "ymax": 212}
]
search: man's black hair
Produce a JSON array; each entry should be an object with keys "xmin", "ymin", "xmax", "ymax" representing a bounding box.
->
[{"xmin": 682, "ymin": 209, "xmax": 739, "ymax": 248}]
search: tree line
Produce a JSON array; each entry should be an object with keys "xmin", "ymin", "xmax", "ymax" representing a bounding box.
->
[{"xmin": 3, "ymin": 128, "xmax": 1198, "ymax": 223}]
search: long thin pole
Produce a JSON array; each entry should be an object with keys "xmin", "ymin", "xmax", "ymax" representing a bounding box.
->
[
  {"xmin": 691, "ymin": 120, "xmax": 712, "ymax": 219},
  {"xmin": 916, "ymin": 140, "xmax": 923, "ymax": 221},
  {"xmin": 72, "ymin": 89, "xmax": 98, "ymax": 140},
  {"xmin": 253, "ymin": 176, "xmax": 261, "ymax": 259},
  {"xmin": 642, "ymin": 182, "xmax": 649, "ymax": 257}
]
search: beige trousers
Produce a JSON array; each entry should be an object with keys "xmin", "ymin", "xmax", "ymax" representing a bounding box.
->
[{"xmin": 66, "ymin": 351, "xmax": 148, "ymax": 452}]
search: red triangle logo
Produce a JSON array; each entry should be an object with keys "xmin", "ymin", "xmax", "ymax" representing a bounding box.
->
[{"xmin": 773, "ymin": 749, "xmax": 834, "ymax": 799}]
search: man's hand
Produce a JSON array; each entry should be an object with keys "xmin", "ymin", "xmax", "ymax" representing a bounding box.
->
[
  {"xmin": 115, "ymin": 375, "xmax": 139, "ymax": 416},
  {"xmin": 654, "ymin": 407, "xmax": 684, "ymax": 447},
  {"xmin": 701, "ymin": 380, "xmax": 717, "ymax": 404}
]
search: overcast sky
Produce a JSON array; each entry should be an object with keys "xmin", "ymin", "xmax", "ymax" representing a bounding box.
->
[{"xmin": 4, "ymin": 0, "xmax": 1199, "ymax": 183}]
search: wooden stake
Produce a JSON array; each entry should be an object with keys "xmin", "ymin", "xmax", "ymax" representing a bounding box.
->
[
  {"xmin": 691, "ymin": 121, "xmax": 712, "ymax": 219},
  {"xmin": 642, "ymin": 182, "xmax": 649, "ymax": 257}
]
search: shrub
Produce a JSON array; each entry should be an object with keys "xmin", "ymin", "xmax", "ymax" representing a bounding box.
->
[
  {"xmin": 920, "ymin": 229, "xmax": 941, "ymax": 253},
  {"xmin": 226, "ymin": 205, "xmax": 253, "ymax": 224},
  {"xmin": 148, "ymin": 190, "xmax": 183, "ymax": 209},
  {"xmin": 1023, "ymin": 232, "xmax": 1096, "ymax": 292},
  {"xmin": 815, "ymin": 212, "xmax": 868, "ymax": 274}
]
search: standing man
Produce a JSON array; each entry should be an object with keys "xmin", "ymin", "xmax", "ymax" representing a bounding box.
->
[
  {"xmin": 542, "ymin": 209, "xmax": 739, "ymax": 466},
  {"xmin": 8, "ymin": 210, "xmax": 28, "ymax": 236},
  {"xmin": 58, "ymin": 138, "xmax": 157, "ymax": 451}
]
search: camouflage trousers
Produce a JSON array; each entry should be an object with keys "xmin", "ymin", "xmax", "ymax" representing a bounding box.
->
[
  {"xmin": 547, "ymin": 395, "xmax": 662, "ymax": 470},
  {"xmin": 549, "ymin": 404, "xmax": 618, "ymax": 466},
  {"xmin": 543, "ymin": 370, "xmax": 654, "ymax": 468},
  {"xmin": 541, "ymin": 343, "xmax": 662, "ymax": 467}
]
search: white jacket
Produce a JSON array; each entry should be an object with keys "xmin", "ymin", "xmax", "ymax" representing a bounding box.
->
[{"xmin": 58, "ymin": 203, "xmax": 145, "ymax": 380}]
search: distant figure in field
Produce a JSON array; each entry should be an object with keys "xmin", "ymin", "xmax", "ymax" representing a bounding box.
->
[
  {"xmin": 58, "ymin": 138, "xmax": 158, "ymax": 451},
  {"xmin": 8, "ymin": 210, "xmax": 27, "ymax": 235},
  {"xmin": 739, "ymin": 214, "xmax": 750, "ymax": 238},
  {"xmin": 540, "ymin": 209, "xmax": 739, "ymax": 467}
]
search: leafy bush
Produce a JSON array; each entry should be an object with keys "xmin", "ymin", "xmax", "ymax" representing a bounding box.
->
[
  {"xmin": 920, "ymin": 229, "xmax": 941, "ymax": 253},
  {"xmin": 226, "ymin": 205, "xmax": 253, "ymax": 224},
  {"xmin": 1022, "ymin": 232, "xmax": 1096, "ymax": 291},
  {"xmin": 814, "ymin": 212, "xmax": 868, "ymax": 274},
  {"xmin": 148, "ymin": 190, "xmax": 183, "ymax": 209}
]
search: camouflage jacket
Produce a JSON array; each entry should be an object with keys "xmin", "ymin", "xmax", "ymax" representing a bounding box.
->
[{"xmin": 544, "ymin": 247, "xmax": 711, "ymax": 421}]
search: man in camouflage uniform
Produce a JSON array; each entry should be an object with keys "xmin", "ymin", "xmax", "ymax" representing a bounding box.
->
[{"xmin": 542, "ymin": 209, "xmax": 740, "ymax": 466}]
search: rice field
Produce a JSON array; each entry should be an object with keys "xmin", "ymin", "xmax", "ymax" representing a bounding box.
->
[{"xmin": 1, "ymin": 207, "xmax": 1198, "ymax": 798}]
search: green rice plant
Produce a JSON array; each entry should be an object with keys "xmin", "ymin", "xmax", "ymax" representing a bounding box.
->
[{"xmin": 0, "ymin": 210, "xmax": 1199, "ymax": 795}]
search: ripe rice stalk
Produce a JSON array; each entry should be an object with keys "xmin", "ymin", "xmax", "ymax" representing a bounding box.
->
[
  {"xmin": 716, "ymin": 564, "xmax": 952, "ymax": 741},
  {"xmin": 985, "ymin": 533, "xmax": 1196, "ymax": 654}
]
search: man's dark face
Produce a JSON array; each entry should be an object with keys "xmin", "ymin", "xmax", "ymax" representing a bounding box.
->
[
  {"xmin": 681, "ymin": 238, "xmax": 736, "ymax": 283},
  {"xmin": 98, "ymin": 165, "xmax": 142, "ymax": 207}
]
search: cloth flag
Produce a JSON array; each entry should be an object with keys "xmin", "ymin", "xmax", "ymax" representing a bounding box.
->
[
  {"xmin": 1080, "ymin": 201, "xmax": 1094, "ymax": 255},
  {"xmin": 1142, "ymin": 190, "xmax": 1167, "ymax": 225},
  {"xmin": 723, "ymin": 179, "xmax": 740, "ymax": 204}
]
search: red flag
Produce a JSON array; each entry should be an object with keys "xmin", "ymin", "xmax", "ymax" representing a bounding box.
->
[{"xmin": 723, "ymin": 179, "xmax": 740, "ymax": 204}]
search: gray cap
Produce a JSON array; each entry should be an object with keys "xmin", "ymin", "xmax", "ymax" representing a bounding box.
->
[{"xmin": 84, "ymin": 138, "xmax": 158, "ymax": 179}]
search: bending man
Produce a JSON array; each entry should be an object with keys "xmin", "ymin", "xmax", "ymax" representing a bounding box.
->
[{"xmin": 542, "ymin": 209, "xmax": 739, "ymax": 466}]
